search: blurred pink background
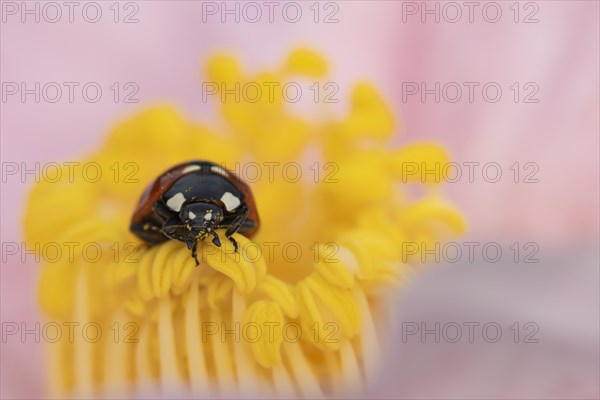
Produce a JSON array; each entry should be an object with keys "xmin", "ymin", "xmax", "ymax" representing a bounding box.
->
[{"xmin": 1, "ymin": 1, "xmax": 598, "ymax": 398}]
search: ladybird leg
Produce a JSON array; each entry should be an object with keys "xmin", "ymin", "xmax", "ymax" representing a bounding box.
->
[
  {"xmin": 130, "ymin": 220, "xmax": 167, "ymax": 245},
  {"xmin": 185, "ymin": 234, "xmax": 196, "ymax": 250},
  {"xmin": 224, "ymin": 204, "xmax": 249, "ymax": 237},
  {"xmin": 191, "ymin": 242, "xmax": 200, "ymax": 266},
  {"xmin": 183, "ymin": 233, "xmax": 200, "ymax": 266},
  {"xmin": 228, "ymin": 236, "xmax": 239, "ymax": 252},
  {"xmin": 209, "ymin": 231, "xmax": 222, "ymax": 247},
  {"xmin": 223, "ymin": 205, "xmax": 248, "ymax": 252},
  {"xmin": 153, "ymin": 200, "xmax": 174, "ymax": 220},
  {"xmin": 162, "ymin": 216, "xmax": 188, "ymax": 241}
]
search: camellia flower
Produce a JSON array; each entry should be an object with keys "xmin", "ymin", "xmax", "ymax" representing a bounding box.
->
[{"xmin": 24, "ymin": 49, "xmax": 464, "ymax": 398}]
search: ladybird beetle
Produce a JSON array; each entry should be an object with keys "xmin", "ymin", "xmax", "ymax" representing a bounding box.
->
[{"xmin": 130, "ymin": 160, "xmax": 260, "ymax": 265}]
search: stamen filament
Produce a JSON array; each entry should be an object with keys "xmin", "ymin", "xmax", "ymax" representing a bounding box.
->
[{"xmin": 184, "ymin": 275, "xmax": 212, "ymax": 398}]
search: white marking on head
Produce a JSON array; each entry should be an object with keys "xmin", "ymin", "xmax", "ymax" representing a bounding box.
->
[
  {"xmin": 166, "ymin": 192, "xmax": 186, "ymax": 212},
  {"xmin": 182, "ymin": 165, "xmax": 201, "ymax": 174},
  {"xmin": 210, "ymin": 165, "xmax": 229, "ymax": 177},
  {"xmin": 220, "ymin": 192, "xmax": 241, "ymax": 211},
  {"xmin": 204, "ymin": 211, "xmax": 212, "ymax": 221},
  {"xmin": 188, "ymin": 211, "xmax": 196, "ymax": 220}
]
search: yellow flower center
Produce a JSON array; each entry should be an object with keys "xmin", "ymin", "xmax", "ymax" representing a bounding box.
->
[{"xmin": 24, "ymin": 48, "xmax": 465, "ymax": 398}]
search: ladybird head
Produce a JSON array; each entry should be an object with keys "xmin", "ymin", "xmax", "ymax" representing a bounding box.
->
[{"xmin": 181, "ymin": 202, "xmax": 224, "ymax": 236}]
